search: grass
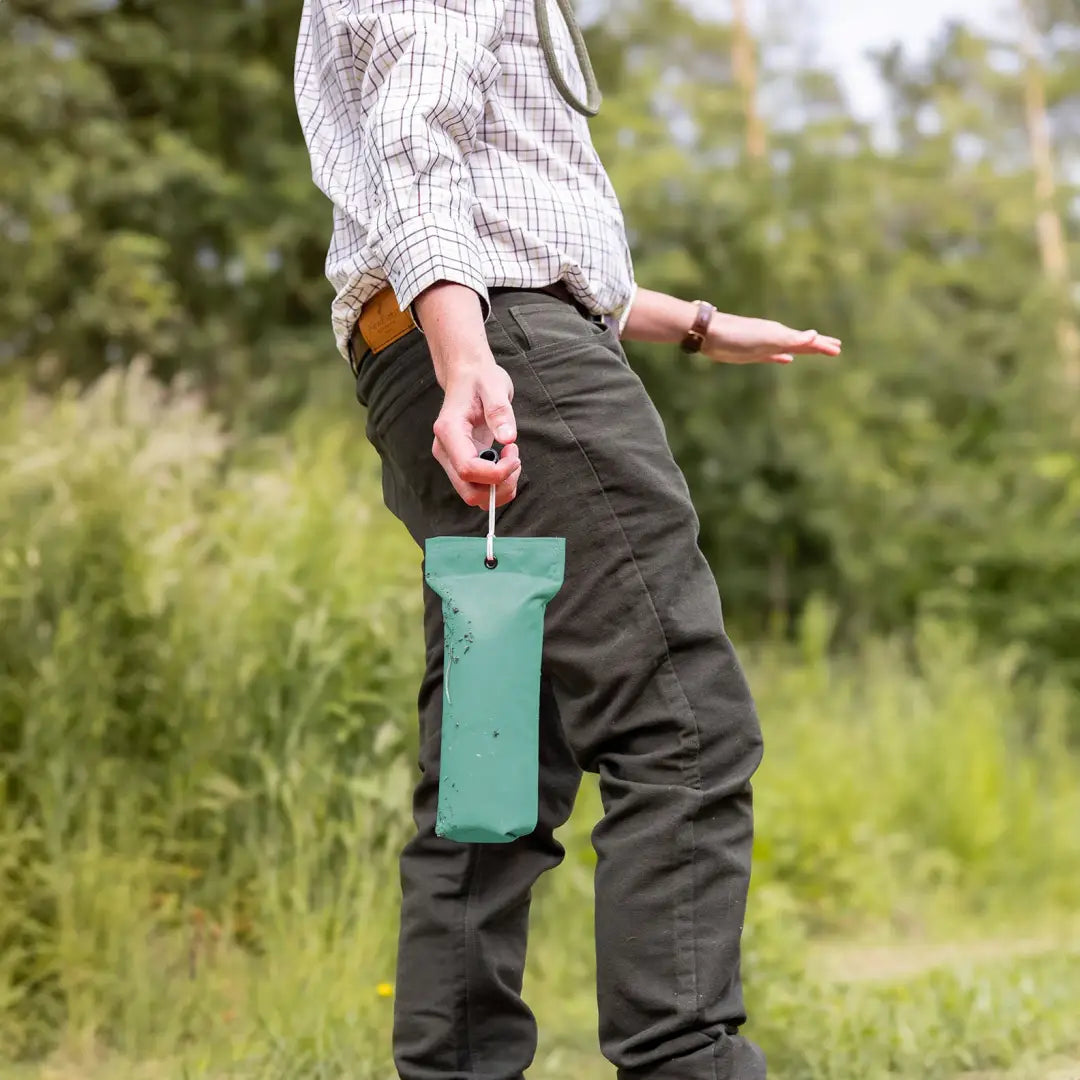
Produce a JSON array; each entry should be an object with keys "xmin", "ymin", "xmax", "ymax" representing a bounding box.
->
[{"xmin": 2, "ymin": 366, "xmax": 1079, "ymax": 1078}]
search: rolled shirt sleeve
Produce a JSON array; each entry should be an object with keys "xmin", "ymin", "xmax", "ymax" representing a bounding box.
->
[
  {"xmin": 616, "ymin": 280, "xmax": 638, "ymax": 338},
  {"xmin": 300, "ymin": 1, "xmax": 504, "ymax": 319}
]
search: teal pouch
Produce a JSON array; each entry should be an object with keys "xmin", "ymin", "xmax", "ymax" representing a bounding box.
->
[{"xmin": 423, "ymin": 534, "xmax": 565, "ymax": 844}]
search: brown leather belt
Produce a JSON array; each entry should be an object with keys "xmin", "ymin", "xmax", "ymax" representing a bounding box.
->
[{"xmin": 350, "ymin": 280, "xmax": 601, "ymax": 374}]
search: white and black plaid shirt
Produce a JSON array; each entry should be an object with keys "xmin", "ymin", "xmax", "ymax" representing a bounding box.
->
[{"xmin": 295, "ymin": 0, "xmax": 637, "ymax": 359}]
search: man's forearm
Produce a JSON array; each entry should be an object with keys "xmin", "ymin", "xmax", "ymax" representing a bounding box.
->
[
  {"xmin": 414, "ymin": 279, "xmax": 520, "ymax": 491},
  {"xmin": 414, "ymin": 281, "xmax": 493, "ymax": 388},
  {"xmin": 620, "ymin": 287, "xmax": 698, "ymax": 345}
]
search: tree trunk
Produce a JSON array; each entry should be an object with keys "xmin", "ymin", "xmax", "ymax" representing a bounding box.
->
[
  {"xmin": 730, "ymin": 0, "xmax": 767, "ymax": 161},
  {"xmin": 1018, "ymin": 0, "xmax": 1080, "ymax": 389}
]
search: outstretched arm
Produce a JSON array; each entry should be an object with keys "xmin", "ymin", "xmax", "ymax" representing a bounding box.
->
[{"xmin": 622, "ymin": 287, "xmax": 842, "ymax": 364}]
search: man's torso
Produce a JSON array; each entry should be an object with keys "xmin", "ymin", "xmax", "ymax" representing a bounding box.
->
[{"xmin": 295, "ymin": 0, "xmax": 636, "ymax": 356}]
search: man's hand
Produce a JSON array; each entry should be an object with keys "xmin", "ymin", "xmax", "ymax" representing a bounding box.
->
[
  {"xmin": 620, "ymin": 287, "xmax": 842, "ymax": 364},
  {"xmin": 432, "ymin": 360, "xmax": 521, "ymax": 508},
  {"xmin": 414, "ymin": 281, "xmax": 521, "ymax": 508},
  {"xmin": 702, "ymin": 312, "xmax": 842, "ymax": 366}
]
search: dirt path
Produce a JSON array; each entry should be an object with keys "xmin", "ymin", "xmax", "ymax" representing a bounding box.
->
[
  {"xmin": 960, "ymin": 1054, "xmax": 1080, "ymax": 1079},
  {"xmin": 811, "ymin": 934, "xmax": 1080, "ymax": 1079},
  {"xmin": 811, "ymin": 934, "xmax": 1076, "ymax": 984}
]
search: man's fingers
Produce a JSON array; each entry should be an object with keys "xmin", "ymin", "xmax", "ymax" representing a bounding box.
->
[
  {"xmin": 432, "ymin": 437, "xmax": 521, "ymax": 508},
  {"xmin": 770, "ymin": 333, "xmax": 841, "ymax": 362},
  {"xmin": 493, "ymin": 473, "xmax": 519, "ymax": 507},
  {"xmin": 432, "ymin": 411, "xmax": 513, "ymax": 485},
  {"xmin": 498, "ymin": 442, "xmax": 521, "ymax": 465},
  {"xmin": 480, "ymin": 370, "xmax": 517, "ymax": 445},
  {"xmin": 792, "ymin": 330, "xmax": 842, "ymax": 355},
  {"xmin": 432, "ymin": 437, "xmax": 484, "ymax": 505},
  {"xmin": 457, "ymin": 447, "xmax": 519, "ymax": 486},
  {"xmin": 492, "ymin": 446, "xmax": 521, "ymax": 504},
  {"xmin": 486, "ymin": 407, "xmax": 517, "ymax": 446},
  {"xmin": 432, "ymin": 409, "xmax": 485, "ymax": 478},
  {"xmin": 782, "ymin": 328, "xmax": 817, "ymax": 348}
]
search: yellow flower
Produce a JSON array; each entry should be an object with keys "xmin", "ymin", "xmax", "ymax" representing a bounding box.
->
[{"xmin": 376, "ymin": 982, "xmax": 394, "ymax": 998}]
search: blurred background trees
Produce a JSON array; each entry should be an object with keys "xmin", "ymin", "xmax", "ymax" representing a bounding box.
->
[
  {"xmin": 2, "ymin": 0, "xmax": 1078, "ymax": 678},
  {"xmin": 2, "ymin": 3, "xmax": 1079, "ymax": 1073}
]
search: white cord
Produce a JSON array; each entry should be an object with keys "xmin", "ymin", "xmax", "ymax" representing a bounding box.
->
[{"xmin": 486, "ymin": 482, "xmax": 496, "ymax": 565}]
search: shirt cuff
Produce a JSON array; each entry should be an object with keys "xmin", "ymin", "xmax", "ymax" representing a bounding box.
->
[
  {"xmin": 376, "ymin": 213, "xmax": 492, "ymax": 331},
  {"xmin": 617, "ymin": 281, "xmax": 638, "ymax": 338}
]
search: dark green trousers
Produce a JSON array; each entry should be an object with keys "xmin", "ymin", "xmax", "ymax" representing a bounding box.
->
[{"xmin": 354, "ymin": 288, "xmax": 766, "ymax": 1080}]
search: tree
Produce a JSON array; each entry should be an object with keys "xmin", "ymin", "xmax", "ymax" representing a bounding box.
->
[
  {"xmin": 0, "ymin": 0, "xmax": 336, "ymax": 417},
  {"xmin": 1018, "ymin": 0, "xmax": 1080, "ymax": 388},
  {"xmin": 587, "ymin": 2, "xmax": 1080, "ymax": 679}
]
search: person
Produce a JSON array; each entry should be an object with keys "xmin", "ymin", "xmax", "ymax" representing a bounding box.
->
[{"xmin": 294, "ymin": 3, "xmax": 841, "ymax": 1078}]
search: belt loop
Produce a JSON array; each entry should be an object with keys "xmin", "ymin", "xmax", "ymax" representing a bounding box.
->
[{"xmin": 347, "ymin": 328, "xmax": 358, "ymax": 377}]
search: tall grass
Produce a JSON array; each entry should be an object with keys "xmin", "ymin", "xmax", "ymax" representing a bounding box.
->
[
  {"xmin": 1, "ymin": 365, "xmax": 420, "ymax": 1060},
  {"xmin": 748, "ymin": 604, "xmax": 1080, "ymax": 932},
  {"xmin": 1, "ymin": 367, "xmax": 1078, "ymax": 1077}
]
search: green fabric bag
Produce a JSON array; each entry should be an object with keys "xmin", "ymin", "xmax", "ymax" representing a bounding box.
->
[{"xmin": 424, "ymin": 533, "xmax": 565, "ymax": 844}]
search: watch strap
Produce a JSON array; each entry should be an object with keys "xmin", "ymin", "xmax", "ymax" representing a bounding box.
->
[{"xmin": 680, "ymin": 300, "xmax": 716, "ymax": 354}]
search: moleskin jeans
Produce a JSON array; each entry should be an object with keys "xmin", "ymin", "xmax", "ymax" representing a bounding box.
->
[{"xmin": 353, "ymin": 286, "xmax": 767, "ymax": 1080}]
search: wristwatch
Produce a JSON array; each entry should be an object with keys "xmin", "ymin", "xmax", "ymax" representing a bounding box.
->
[{"xmin": 680, "ymin": 300, "xmax": 716, "ymax": 354}]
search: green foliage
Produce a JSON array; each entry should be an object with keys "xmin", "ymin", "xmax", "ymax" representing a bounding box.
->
[
  {"xmin": 749, "ymin": 602, "xmax": 1080, "ymax": 929},
  {"xmin": 754, "ymin": 952, "xmax": 1080, "ymax": 1079},
  {"xmin": 0, "ymin": 367, "xmax": 420, "ymax": 1056},
  {"xmin": 592, "ymin": 7, "xmax": 1080, "ymax": 676},
  {"xmin": 1, "ymin": 374, "xmax": 1078, "ymax": 1077},
  {"xmin": 0, "ymin": 0, "xmax": 333, "ymax": 416},
  {"xmin": 2, "ymin": 0, "xmax": 1079, "ymax": 674},
  {"xmin": 3, "ymin": 1, "xmax": 1080, "ymax": 1071}
]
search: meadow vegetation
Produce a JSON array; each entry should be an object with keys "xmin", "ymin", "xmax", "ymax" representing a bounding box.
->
[
  {"xmin": 2, "ymin": 369, "xmax": 1077, "ymax": 1079},
  {"xmin": 5, "ymin": 2, "xmax": 1080, "ymax": 1074}
]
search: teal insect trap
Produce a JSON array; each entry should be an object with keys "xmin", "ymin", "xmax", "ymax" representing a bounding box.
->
[{"xmin": 423, "ymin": 449, "xmax": 565, "ymax": 843}]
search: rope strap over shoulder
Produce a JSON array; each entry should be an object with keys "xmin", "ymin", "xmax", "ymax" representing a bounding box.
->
[{"xmin": 535, "ymin": 0, "xmax": 603, "ymax": 118}]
